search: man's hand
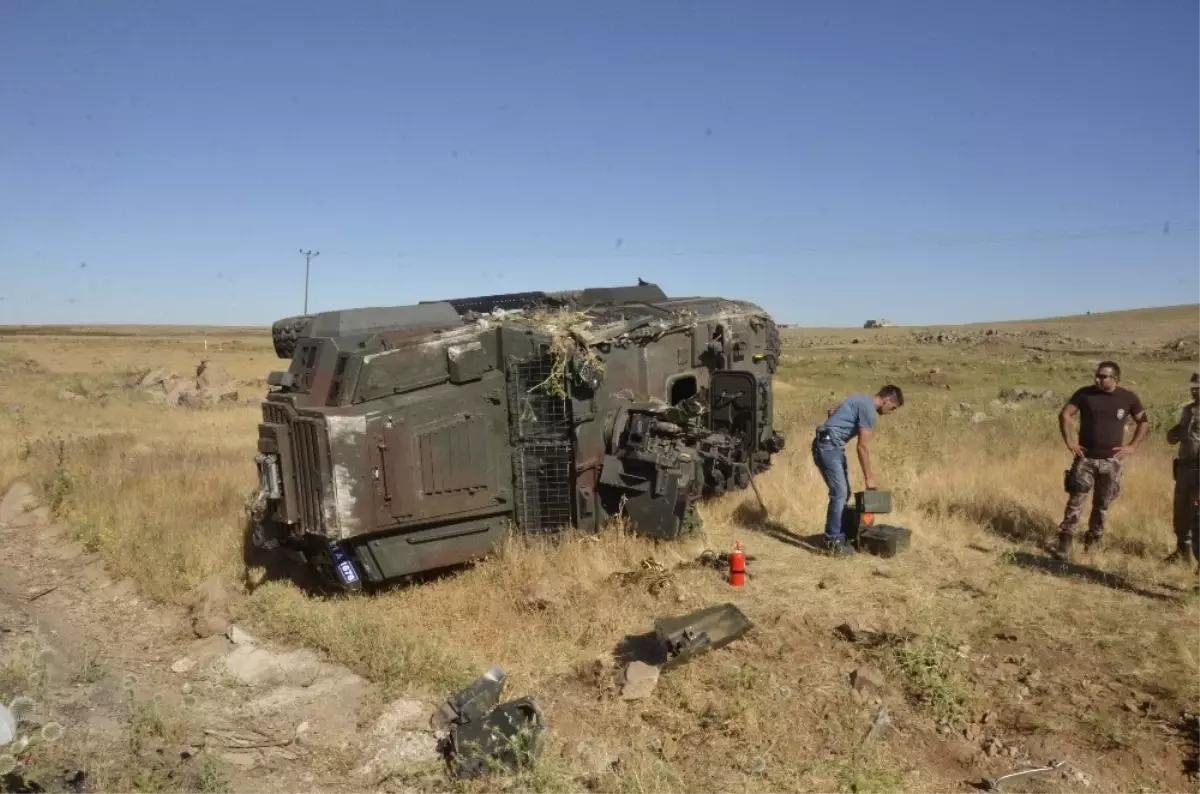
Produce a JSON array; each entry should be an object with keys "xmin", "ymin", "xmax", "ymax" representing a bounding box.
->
[
  {"xmin": 1066, "ymin": 442, "xmax": 1084, "ymax": 458},
  {"xmin": 865, "ymin": 475, "xmax": 878, "ymax": 490},
  {"xmin": 1113, "ymin": 445, "xmax": 1134, "ymax": 460}
]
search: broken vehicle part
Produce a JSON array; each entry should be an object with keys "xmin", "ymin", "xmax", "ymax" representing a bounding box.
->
[
  {"xmin": 250, "ymin": 281, "xmax": 787, "ymax": 590},
  {"xmin": 862, "ymin": 704, "xmax": 893, "ymax": 744},
  {"xmin": 654, "ymin": 602, "xmax": 753, "ymax": 669},
  {"xmin": 983, "ymin": 760, "xmax": 1065, "ymax": 790},
  {"xmin": 434, "ymin": 667, "xmax": 546, "ymax": 780},
  {"xmin": 432, "ymin": 664, "xmax": 506, "ymax": 730}
]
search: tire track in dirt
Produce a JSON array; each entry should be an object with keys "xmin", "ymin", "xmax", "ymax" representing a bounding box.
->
[{"xmin": 0, "ymin": 482, "xmax": 445, "ymax": 794}]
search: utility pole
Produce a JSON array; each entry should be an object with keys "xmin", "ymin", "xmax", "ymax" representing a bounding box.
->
[{"xmin": 300, "ymin": 249, "xmax": 320, "ymax": 313}]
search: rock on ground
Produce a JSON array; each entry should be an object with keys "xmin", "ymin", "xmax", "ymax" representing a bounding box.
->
[
  {"xmin": 186, "ymin": 575, "xmax": 232, "ymax": 638},
  {"xmin": 620, "ymin": 661, "xmax": 660, "ymax": 700},
  {"xmin": 132, "ymin": 360, "xmax": 239, "ymax": 408}
]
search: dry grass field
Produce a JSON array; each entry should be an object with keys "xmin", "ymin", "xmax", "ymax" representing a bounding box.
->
[{"xmin": 0, "ymin": 304, "xmax": 1197, "ymax": 793}]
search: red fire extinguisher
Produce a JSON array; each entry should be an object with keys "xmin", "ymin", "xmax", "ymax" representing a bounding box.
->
[{"xmin": 729, "ymin": 540, "xmax": 746, "ymax": 587}]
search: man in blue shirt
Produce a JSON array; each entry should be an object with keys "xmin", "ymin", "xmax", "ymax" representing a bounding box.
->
[{"xmin": 811, "ymin": 385, "xmax": 905, "ymax": 556}]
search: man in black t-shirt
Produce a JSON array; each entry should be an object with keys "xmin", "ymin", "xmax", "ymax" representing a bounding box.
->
[{"xmin": 1053, "ymin": 360, "xmax": 1149, "ymax": 561}]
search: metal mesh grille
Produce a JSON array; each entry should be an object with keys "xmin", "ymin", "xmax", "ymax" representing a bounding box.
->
[
  {"xmin": 292, "ymin": 418, "xmax": 325, "ymax": 533},
  {"xmin": 512, "ymin": 442, "xmax": 574, "ymax": 534},
  {"xmin": 509, "ymin": 348, "xmax": 572, "ymax": 440},
  {"xmin": 507, "ymin": 347, "xmax": 575, "ymax": 534}
]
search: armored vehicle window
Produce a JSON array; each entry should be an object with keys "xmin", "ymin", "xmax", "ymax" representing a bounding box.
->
[{"xmin": 669, "ymin": 374, "xmax": 697, "ymax": 405}]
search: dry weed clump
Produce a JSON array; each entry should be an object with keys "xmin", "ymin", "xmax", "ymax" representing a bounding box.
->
[{"xmin": 509, "ymin": 308, "xmax": 605, "ymax": 398}]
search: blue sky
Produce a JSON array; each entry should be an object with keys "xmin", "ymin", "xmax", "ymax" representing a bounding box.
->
[{"xmin": 1, "ymin": 0, "xmax": 1196, "ymax": 327}]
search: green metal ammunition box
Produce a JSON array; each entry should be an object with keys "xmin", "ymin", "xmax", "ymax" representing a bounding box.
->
[
  {"xmin": 858, "ymin": 524, "xmax": 910, "ymax": 557},
  {"xmin": 854, "ymin": 489, "xmax": 892, "ymax": 514}
]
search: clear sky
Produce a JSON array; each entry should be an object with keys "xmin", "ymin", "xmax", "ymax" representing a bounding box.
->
[{"xmin": 1, "ymin": 0, "xmax": 1196, "ymax": 327}]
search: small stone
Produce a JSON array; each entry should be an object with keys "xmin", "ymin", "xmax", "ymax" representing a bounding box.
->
[
  {"xmin": 620, "ymin": 662, "xmax": 660, "ymax": 701},
  {"xmin": 1124, "ymin": 699, "xmax": 1140, "ymax": 712},
  {"xmin": 226, "ymin": 625, "xmax": 256, "ymax": 646},
  {"xmin": 957, "ymin": 643, "xmax": 971, "ymax": 656},
  {"xmin": 981, "ymin": 711, "xmax": 995, "ymax": 724},
  {"xmin": 850, "ymin": 665, "xmax": 885, "ymax": 693},
  {"xmin": 170, "ymin": 657, "xmax": 196, "ymax": 674}
]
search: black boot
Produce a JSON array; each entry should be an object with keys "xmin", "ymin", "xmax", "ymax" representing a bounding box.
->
[
  {"xmin": 1052, "ymin": 532, "xmax": 1073, "ymax": 561},
  {"xmin": 1083, "ymin": 532, "xmax": 1101, "ymax": 553}
]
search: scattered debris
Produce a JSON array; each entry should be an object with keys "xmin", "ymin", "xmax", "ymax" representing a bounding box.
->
[
  {"xmin": 654, "ymin": 602, "xmax": 753, "ymax": 669},
  {"xmin": 435, "ymin": 666, "xmax": 547, "ymax": 780},
  {"xmin": 833, "ymin": 620, "xmax": 911, "ymax": 648},
  {"xmin": 696, "ymin": 548, "xmax": 758, "ymax": 578},
  {"xmin": 983, "ymin": 759, "xmax": 1065, "ymax": 790},
  {"xmin": 862, "ymin": 704, "xmax": 893, "ymax": 744}
]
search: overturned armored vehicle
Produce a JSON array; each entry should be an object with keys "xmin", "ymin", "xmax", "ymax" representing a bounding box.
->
[{"xmin": 250, "ymin": 282, "xmax": 786, "ymax": 590}]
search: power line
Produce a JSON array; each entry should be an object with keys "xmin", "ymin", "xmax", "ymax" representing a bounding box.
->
[
  {"xmin": 300, "ymin": 249, "xmax": 320, "ymax": 313},
  {"xmin": 314, "ymin": 218, "xmax": 1198, "ymax": 264}
]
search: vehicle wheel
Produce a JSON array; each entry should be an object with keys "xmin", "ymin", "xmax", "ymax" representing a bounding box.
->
[{"xmin": 271, "ymin": 315, "xmax": 314, "ymax": 359}]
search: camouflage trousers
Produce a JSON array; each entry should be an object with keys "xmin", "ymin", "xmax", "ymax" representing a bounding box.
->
[
  {"xmin": 1059, "ymin": 456, "xmax": 1124, "ymax": 539},
  {"xmin": 1173, "ymin": 461, "xmax": 1199, "ymax": 558}
]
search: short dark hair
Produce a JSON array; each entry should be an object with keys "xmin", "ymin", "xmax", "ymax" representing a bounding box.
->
[
  {"xmin": 1096, "ymin": 360, "xmax": 1121, "ymax": 378},
  {"xmin": 878, "ymin": 384, "xmax": 904, "ymax": 406}
]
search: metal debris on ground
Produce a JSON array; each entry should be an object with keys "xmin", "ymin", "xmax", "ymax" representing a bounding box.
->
[
  {"xmin": 862, "ymin": 705, "xmax": 893, "ymax": 744},
  {"xmin": 433, "ymin": 665, "xmax": 547, "ymax": 780},
  {"xmin": 983, "ymin": 759, "xmax": 1066, "ymax": 790},
  {"xmin": 696, "ymin": 548, "xmax": 758, "ymax": 574},
  {"xmin": 654, "ymin": 602, "xmax": 753, "ymax": 669}
]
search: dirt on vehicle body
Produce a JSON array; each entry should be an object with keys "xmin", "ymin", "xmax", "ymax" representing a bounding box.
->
[{"xmin": 250, "ymin": 282, "xmax": 786, "ymax": 589}]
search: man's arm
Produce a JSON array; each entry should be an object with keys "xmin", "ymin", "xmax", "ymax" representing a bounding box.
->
[
  {"xmin": 1059, "ymin": 402, "xmax": 1083, "ymax": 457},
  {"xmin": 1167, "ymin": 416, "xmax": 1182, "ymax": 445},
  {"xmin": 856, "ymin": 428, "xmax": 876, "ymax": 489},
  {"xmin": 1115, "ymin": 399, "xmax": 1150, "ymax": 459}
]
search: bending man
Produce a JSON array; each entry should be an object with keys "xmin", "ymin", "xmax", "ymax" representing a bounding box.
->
[{"xmin": 811, "ymin": 385, "xmax": 904, "ymax": 557}]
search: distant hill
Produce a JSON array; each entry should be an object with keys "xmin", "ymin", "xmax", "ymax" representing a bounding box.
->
[{"xmin": 782, "ymin": 303, "xmax": 1199, "ymax": 354}]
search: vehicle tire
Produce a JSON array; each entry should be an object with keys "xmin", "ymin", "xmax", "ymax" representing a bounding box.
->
[{"xmin": 272, "ymin": 315, "xmax": 314, "ymax": 359}]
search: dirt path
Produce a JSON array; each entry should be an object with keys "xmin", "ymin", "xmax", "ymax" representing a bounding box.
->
[{"xmin": 0, "ymin": 482, "xmax": 444, "ymax": 794}]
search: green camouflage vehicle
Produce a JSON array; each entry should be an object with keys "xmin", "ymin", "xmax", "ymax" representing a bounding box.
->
[{"xmin": 249, "ymin": 281, "xmax": 786, "ymax": 590}]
